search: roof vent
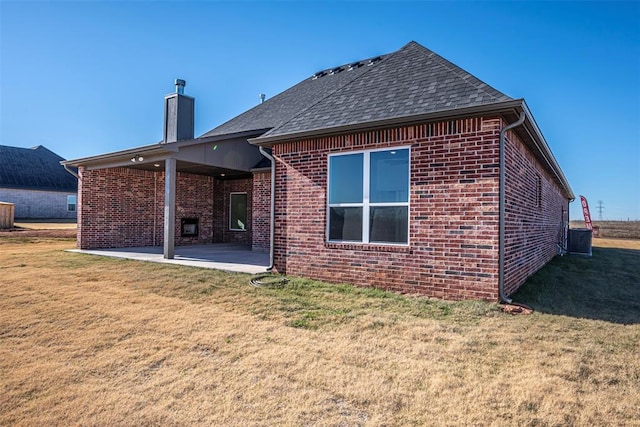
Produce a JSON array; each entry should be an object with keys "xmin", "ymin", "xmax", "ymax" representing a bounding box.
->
[
  {"xmin": 175, "ymin": 79, "xmax": 186, "ymax": 94},
  {"xmin": 312, "ymin": 71, "xmax": 326, "ymax": 80},
  {"xmin": 259, "ymin": 93, "xmax": 266, "ymax": 104},
  {"xmin": 368, "ymin": 56, "xmax": 382, "ymax": 66}
]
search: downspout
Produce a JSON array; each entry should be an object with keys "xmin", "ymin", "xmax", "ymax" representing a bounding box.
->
[
  {"xmin": 258, "ymin": 146, "xmax": 275, "ymax": 270},
  {"xmin": 499, "ymin": 112, "xmax": 526, "ymax": 304}
]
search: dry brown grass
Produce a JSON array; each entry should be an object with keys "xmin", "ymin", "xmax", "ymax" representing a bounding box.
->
[
  {"xmin": 13, "ymin": 221, "xmax": 77, "ymax": 230},
  {"xmin": 1, "ymin": 237, "xmax": 639, "ymax": 426},
  {"xmin": 0, "ymin": 221, "xmax": 77, "ymax": 239},
  {"xmin": 593, "ymin": 237, "xmax": 640, "ymax": 250},
  {"xmin": 571, "ymin": 220, "xmax": 640, "ymax": 240}
]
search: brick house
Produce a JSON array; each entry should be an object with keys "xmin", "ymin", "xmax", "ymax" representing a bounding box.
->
[
  {"xmin": 64, "ymin": 41, "xmax": 573, "ymax": 301},
  {"xmin": 0, "ymin": 145, "xmax": 78, "ymax": 219}
]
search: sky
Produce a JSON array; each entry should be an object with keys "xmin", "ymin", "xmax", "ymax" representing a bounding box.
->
[{"xmin": 1, "ymin": 1, "xmax": 639, "ymax": 220}]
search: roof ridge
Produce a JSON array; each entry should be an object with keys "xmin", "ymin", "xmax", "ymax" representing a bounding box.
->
[
  {"xmin": 415, "ymin": 43, "xmax": 510, "ymax": 101},
  {"xmin": 311, "ymin": 52, "xmax": 389, "ymax": 76},
  {"xmin": 263, "ymin": 45, "xmax": 402, "ymax": 137}
]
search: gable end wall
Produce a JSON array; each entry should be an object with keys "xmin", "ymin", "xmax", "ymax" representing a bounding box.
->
[{"xmin": 272, "ymin": 117, "xmax": 502, "ymax": 300}]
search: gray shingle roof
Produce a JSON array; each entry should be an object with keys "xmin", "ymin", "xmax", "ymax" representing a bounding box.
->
[
  {"xmin": 201, "ymin": 53, "xmax": 387, "ymax": 138},
  {"xmin": 201, "ymin": 41, "xmax": 511, "ymax": 141},
  {"xmin": 262, "ymin": 41, "xmax": 511, "ymax": 139},
  {"xmin": 0, "ymin": 145, "xmax": 77, "ymax": 192}
]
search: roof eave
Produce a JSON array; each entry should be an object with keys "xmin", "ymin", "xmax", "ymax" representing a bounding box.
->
[
  {"xmin": 249, "ymin": 99, "xmax": 525, "ymax": 146},
  {"xmin": 61, "ymin": 143, "xmax": 180, "ymax": 168},
  {"xmin": 62, "ymin": 129, "xmax": 271, "ymax": 168}
]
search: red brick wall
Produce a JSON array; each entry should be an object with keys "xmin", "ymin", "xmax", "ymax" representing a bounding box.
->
[
  {"xmin": 176, "ymin": 173, "xmax": 214, "ymax": 246},
  {"xmin": 251, "ymin": 170, "xmax": 271, "ymax": 252},
  {"xmin": 272, "ymin": 117, "xmax": 502, "ymax": 300},
  {"xmin": 78, "ymin": 167, "xmax": 215, "ymax": 249},
  {"xmin": 503, "ymin": 126, "xmax": 569, "ymax": 296},
  {"xmin": 212, "ymin": 178, "xmax": 253, "ymax": 246}
]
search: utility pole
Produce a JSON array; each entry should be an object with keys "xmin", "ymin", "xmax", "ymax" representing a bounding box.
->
[{"xmin": 597, "ymin": 200, "xmax": 604, "ymax": 220}]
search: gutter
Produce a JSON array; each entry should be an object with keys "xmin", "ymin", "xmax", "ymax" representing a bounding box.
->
[
  {"xmin": 62, "ymin": 163, "xmax": 79, "ymax": 179},
  {"xmin": 498, "ymin": 112, "xmax": 526, "ymax": 304},
  {"xmin": 258, "ymin": 146, "xmax": 276, "ymax": 270}
]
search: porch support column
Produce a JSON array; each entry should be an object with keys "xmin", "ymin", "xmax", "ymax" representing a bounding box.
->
[{"xmin": 164, "ymin": 157, "xmax": 176, "ymax": 259}]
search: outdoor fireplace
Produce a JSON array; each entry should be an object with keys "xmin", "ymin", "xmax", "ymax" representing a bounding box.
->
[{"xmin": 181, "ymin": 217, "xmax": 199, "ymax": 237}]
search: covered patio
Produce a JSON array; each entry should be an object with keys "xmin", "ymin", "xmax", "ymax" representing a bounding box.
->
[
  {"xmin": 68, "ymin": 243, "xmax": 269, "ymax": 274},
  {"xmin": 61, "ymin": 82, "xmax": 271, "ymax": 258}
]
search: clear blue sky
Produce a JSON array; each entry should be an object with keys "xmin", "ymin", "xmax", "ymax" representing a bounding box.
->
[{"xmin": 1, "ymin": 1, "xmax": 639, "ymax": 220}]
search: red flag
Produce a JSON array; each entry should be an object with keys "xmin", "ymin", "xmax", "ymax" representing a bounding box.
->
[{"xmin": 580, "ymin": 195, "xmax": 593, "ymax": 230}]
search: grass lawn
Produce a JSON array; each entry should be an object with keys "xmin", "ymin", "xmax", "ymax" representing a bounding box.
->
[{"xmin": 1, "ymin": 237, "xmax": 638, "ymax": 426}]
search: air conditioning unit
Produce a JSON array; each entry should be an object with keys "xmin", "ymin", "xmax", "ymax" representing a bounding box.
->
[{"xmin": 568, "ymin": 228, "xmax": 592, "ymax": 256}]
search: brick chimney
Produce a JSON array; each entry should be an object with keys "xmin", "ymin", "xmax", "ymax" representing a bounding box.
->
[{"xmin": 163, "ymin": 79, "xmax": 194, "ymax": 143}]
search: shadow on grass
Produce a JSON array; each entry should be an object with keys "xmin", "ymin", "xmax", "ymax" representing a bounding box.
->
[{"xmin": 512, "ymin": 247, "xmax": 640, "ymax": 324}]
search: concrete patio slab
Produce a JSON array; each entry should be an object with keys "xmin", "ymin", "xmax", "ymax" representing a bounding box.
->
[{"xmin": 68, "ymin": 243, "xmax": 269, "ymax": 274}]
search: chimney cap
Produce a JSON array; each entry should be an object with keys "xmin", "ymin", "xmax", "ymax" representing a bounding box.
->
[{"xmin": 175, "ymin": 79, "xmax": 186, "ymax": 94}]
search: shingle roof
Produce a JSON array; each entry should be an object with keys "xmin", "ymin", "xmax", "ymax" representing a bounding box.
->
[
  {"xmin": 0, "ymin": 145, "xmax": 77, "ymax": 192},
  {"xmin": 201, "ymin": 41, "xmax": 511, "ymax": 141},
  {"xmin": 201, "ymin": 53, "xmax": 387, "ymax": 138},
  {"xmin": 263, "ymin": 41, "xmax": 511, "ymax": 139}
]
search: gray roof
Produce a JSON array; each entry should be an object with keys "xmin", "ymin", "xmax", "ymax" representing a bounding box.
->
[
  {"xmin": 202, "ymin": 41, "xmax": 511, "ymax": 141},
  {"xmin": 0, "ymin": 145, "xmax": 77, "ymax": 192},
  {"xmin": 201, "ymin": 52, "xmax": 388, "ymax": 138}
]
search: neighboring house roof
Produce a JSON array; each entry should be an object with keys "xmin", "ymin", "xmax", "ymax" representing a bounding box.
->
[
  {"xmin": 0, "ymin": 145, "xmax": 77, "ymax": 192},
  {"xmin": 204, "ymin": 41, "xmax": 512, "ymax": 141}
]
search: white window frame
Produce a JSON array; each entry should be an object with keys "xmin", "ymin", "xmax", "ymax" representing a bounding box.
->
[
  {"xmin": 327, "ymin": 146, "xmax": 411, "ymax": 245},
  {"xmin": 67, "ymin": 195, "xmax": 77, "ymax": 212},
  {"xmin": 229, "ymin": 192, "xmax": 248, "ymax": 231}
]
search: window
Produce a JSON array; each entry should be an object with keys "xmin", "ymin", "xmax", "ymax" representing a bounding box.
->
[
  {"xmin": 67, "ymin": 195, "xmax": 77, "ymax": 212},
  {"xmin": 229, "ymin": 193, "xmax": 247, "ymax": 231},
  {"xmin": 328, "ymin": 147, "xmax": 409, "ymax": 244}
]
